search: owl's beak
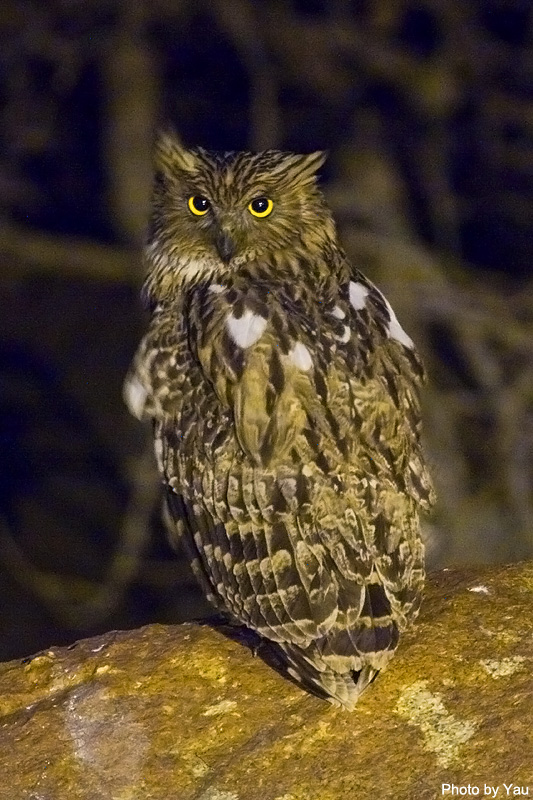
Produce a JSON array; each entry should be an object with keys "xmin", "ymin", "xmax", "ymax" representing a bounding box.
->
[{"xmin": 214, "ymin": 229, "xmax": 236, "ymax": 264}]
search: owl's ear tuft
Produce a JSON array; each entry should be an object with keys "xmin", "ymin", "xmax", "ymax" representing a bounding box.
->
[
  {"xmin": 273, "ymin": 150, "xmax": 327, "ymax": 186},
  {"xmin": 154, "ymin": 129, "xmax": 199, "ymax": 174}
]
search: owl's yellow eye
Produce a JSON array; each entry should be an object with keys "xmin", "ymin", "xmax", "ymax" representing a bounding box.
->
[
  {"xmin": 248, "ymin": 197, "xmax": 273, "ymax": 217},
  {"xmin": 188, "ymin": 195, "xmax": 210, "ymax": 216}
]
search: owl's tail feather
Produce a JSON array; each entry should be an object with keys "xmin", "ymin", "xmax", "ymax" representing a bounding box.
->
[
  {"xmin": 267, "ymin": 580, "xmax": 401, "ymax": 709},
  {"xmin": 275, "ymin": 641, "xmax": 379, "ymax": 711}
]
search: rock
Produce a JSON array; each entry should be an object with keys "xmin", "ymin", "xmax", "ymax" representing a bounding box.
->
[{"xmin": 1, "ymin": 562, "xmax": 532, "ymax": 799}]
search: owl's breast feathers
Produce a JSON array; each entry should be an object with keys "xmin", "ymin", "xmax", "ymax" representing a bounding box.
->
[{"xmin": 125, "ymin": 260, "xmax": 435, "ymax": 709}]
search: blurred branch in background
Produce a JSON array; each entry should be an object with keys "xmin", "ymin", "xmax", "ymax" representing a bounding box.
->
[
  {"xmin": 103, "ymin": 0, "xmax": 158, "ymax": 245},
  {"xmin": 1, "ymin": 223, "xmax": 133, "ymax": 281},
  {"xmin": 212, "ymin": 0, "xmax": 282, "ymax": 150},
  {"xmin": 0, "ymin": 0, "xmax": 531, "ymax": 658}
]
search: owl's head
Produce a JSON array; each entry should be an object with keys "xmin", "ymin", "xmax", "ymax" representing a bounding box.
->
[{"xmin": 144, "ymin": 132, "xmax": 335, "ymax": 300}]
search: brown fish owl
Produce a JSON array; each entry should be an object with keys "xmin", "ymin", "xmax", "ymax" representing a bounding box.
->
[{"xmin": 125, "ymin": 133, "xmax": 435, "ymax": 710}]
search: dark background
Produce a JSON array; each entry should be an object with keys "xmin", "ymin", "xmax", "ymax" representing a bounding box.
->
[{"xmin": 0, "ymin": 0, "xmax": 532, "ymax": 662}]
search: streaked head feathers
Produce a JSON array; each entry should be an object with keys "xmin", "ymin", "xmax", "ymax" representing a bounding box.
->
[{"xmin": 144, "ymin": 132, "xmax": 333, "ymax": 302}]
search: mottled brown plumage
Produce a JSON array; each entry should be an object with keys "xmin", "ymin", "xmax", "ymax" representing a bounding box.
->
[{"xmin": 125, "ymin": 133, "xmax": 435, "ymax": 709}]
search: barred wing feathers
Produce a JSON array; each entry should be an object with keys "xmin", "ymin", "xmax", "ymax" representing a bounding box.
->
[{"xmin": 125, "ymin": 270, "xmax": 434, "ymax": 709}]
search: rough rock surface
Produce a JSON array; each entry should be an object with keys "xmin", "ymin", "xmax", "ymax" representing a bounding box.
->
[{"xmin": 1, "ymin": 563, "xmax": 532, "ymax": 799}]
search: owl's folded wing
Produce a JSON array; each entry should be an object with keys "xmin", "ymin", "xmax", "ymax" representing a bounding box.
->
[{"xmin": 195, "ymin": 310, "xmax": 318, "ymax": 467}]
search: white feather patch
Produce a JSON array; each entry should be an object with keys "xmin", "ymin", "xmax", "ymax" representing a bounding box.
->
[
  {"xmin": 288, "ymin": 342, "xmax": 313, "ymax": 371},
  {"xmin": 208, "ymin": 283, "xmax": 225, "ymax": 294},
  {"xmin": 123, "ymin": 376, "xmax": 147, "ymax": 420},
  {"xmin": 349, "ymin": 281, "xmax": 369, "ymax": 310},
  {"xmin": 337, "ymin": 325, "xmax": 351, "ymax": 343},
  {"xmin": 226, "ymin": 310, "xmax": 267, "ymax": 349},
  {"xmin": 332, "ymin": 305, "xmax": 345, "ymax": 319},
  {"xmin": 384, "ymin": 299, "xmax": 414, "ymax": 349}
]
